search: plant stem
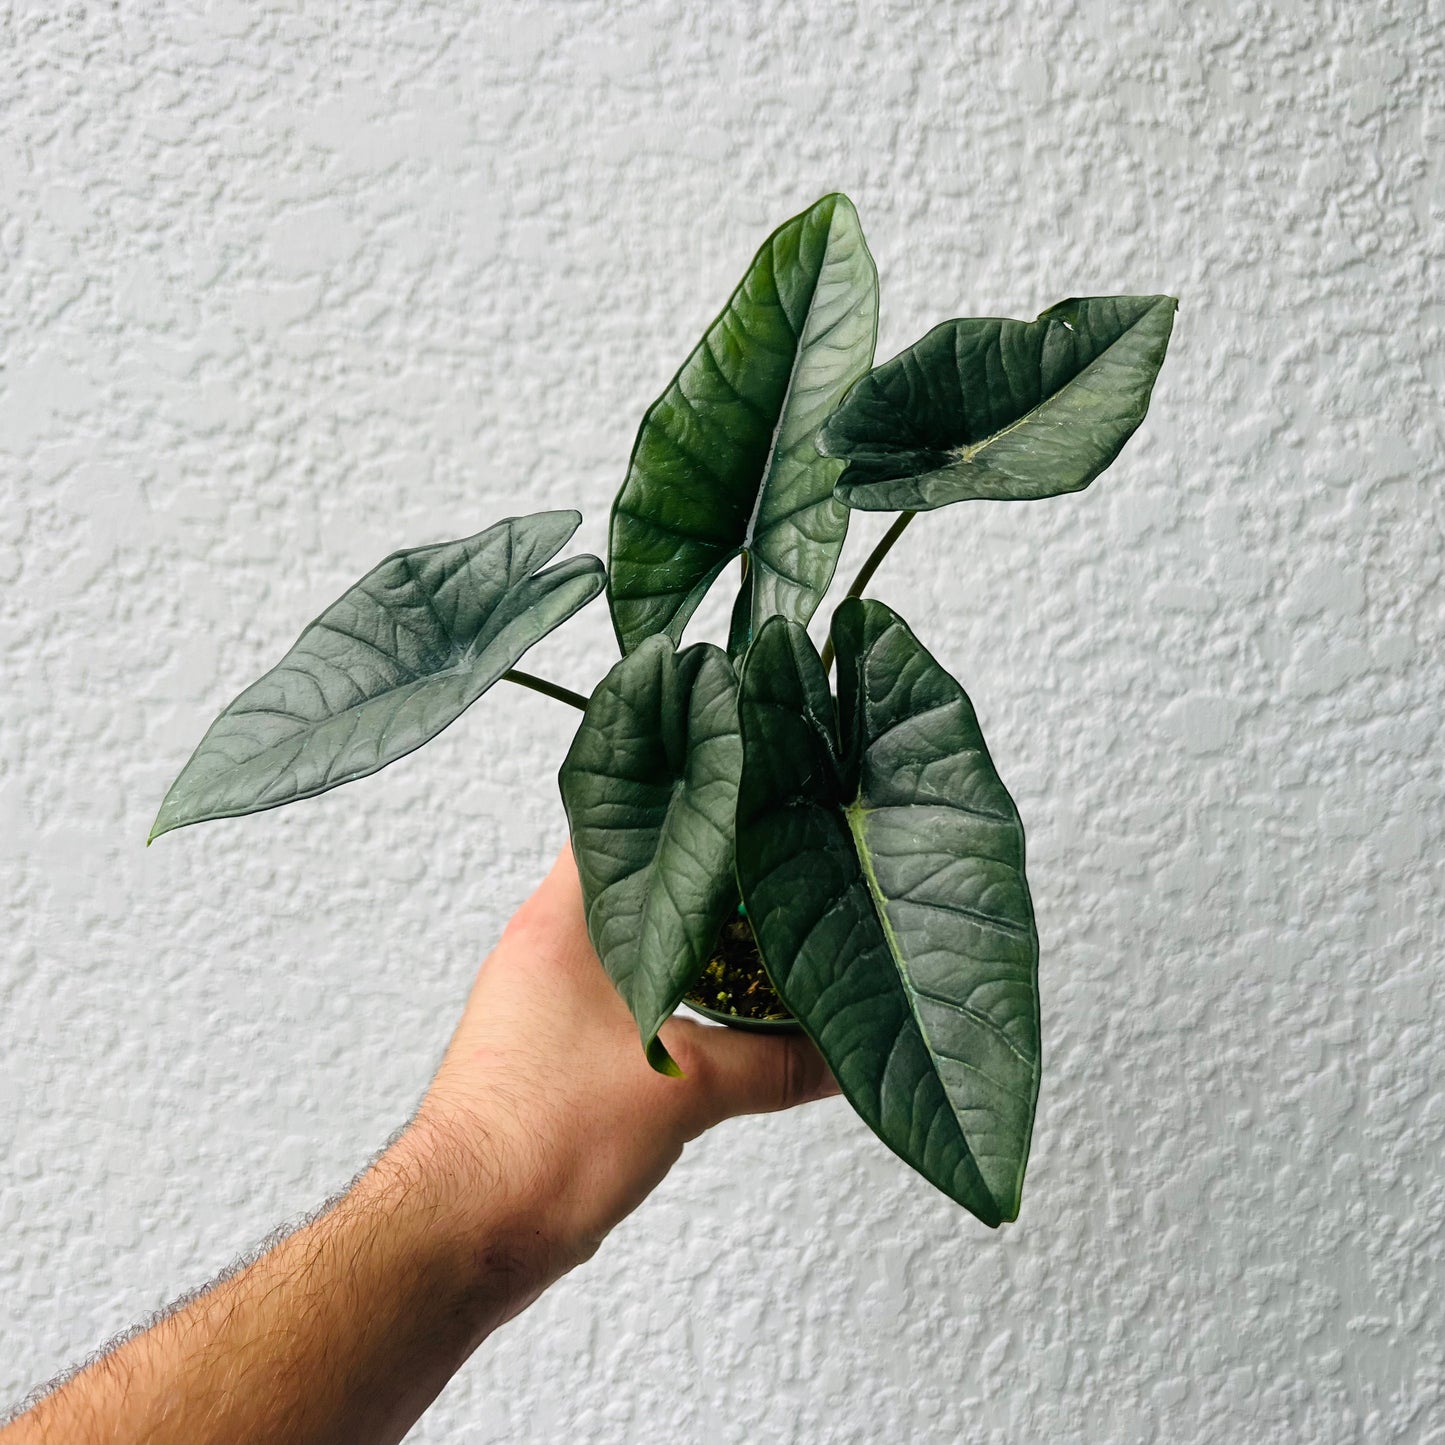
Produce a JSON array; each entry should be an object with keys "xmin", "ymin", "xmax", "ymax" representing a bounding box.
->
[
  {"xmin": 501, "ymin": 669, "xmax": 589, "ymax": 712},
  {"xmin": 819, "ymin": 510, "xmax": 917, "ymax": 671}
]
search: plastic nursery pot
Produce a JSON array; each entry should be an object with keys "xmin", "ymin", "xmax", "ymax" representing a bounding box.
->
[
  {"xmin": 685, "ymin": 1000, "xmax": 803, "ymax": 1034},
  {"xmin": 683, "ymin": 909, "xmax": 802, "ymax": 1034}
]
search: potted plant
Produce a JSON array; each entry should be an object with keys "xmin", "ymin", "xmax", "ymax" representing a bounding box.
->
[{"xmin": 150, "ymin": 194, "xmax": 1175, "ymax": 1228}]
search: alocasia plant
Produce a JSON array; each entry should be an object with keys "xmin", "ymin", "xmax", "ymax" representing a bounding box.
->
[{"xmin": 152, "ymin": 194, "xmax": 1175, "ymax": 1228}]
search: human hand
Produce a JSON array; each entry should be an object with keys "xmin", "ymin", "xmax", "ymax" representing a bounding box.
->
[{"xmin": 410, "ymin": 844, "xmax": 839, "ymax": 1300}]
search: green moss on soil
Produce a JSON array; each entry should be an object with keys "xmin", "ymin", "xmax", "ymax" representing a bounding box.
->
[{"xmin": 684, "ymin": 913, "xmax": 793, "ymax": 1022}]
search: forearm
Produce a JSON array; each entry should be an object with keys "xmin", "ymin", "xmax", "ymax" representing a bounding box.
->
[
  {"xmin": 3, "ymin": 1116, "xmax": 543, "ymax": 1445},
  {"xmin": 3, "ymin": 850, "xmax": 833, "ymax": 1443}
]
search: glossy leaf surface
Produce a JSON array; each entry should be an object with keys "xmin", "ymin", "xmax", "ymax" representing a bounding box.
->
[
  {"xmin": 735, "ymin": 601, "xmax": 1039, "ymax": 1224},
  {"xmin": 559, "ymin": 637, "xmax": 741, "ymax": 1074},
  {"xmin": 608, "ymin": 193, "xmax": 878, "ymax": 654},
  {"xmin": 151, "ymin": 512, "xmax": 604, "ymax": 840},
  {"xmin": 820, "ymin": 294, "xmax": 1176, "ymax": 511}
]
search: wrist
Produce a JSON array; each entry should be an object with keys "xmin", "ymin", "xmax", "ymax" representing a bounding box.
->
[{"xmin": 377, "ymin": 1100, "xmax": 573, "ymax": 1330}]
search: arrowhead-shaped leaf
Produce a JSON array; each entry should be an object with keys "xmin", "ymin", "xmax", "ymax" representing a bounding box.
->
[
  {"xmin": 820, "ymin": 294, "xmax": 1177, "ymax": 512},
  {"xmin": 735, "ymin": 601, "xmax": 1040, "ymax": 1225},
  {"xmin": 151, "ymin": 511, "xmax": 605, "ymax": 840},
  {"xmin": 559, "ymin": 637, "xmax": 741, "ymax": 1074},
  {"xmin": 608, "ymin": 193, "xmax": 879, "ymax": 654}
]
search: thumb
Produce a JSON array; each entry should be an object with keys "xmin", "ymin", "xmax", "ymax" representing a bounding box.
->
[{"xmin": 665, "ymin": 1019, "xmax": 840, "ymax": 1128}]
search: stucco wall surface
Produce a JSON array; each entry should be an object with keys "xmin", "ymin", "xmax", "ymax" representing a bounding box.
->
[{"xmin": 2, "ymin": 2, "xmax": 1443, "ymax": 1440}]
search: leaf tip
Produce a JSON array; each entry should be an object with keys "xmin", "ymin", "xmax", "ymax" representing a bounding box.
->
[
  {"xmin": 646, "ymin": 1036, "xmax": 684, "ymax": 1078},
  {"xmin": 147, "ymin": 815, "xmax": 184, "ymax": 845},
  {"xmin": 147, "ymin": 802, "xmax": 174, "ymax": 846}
]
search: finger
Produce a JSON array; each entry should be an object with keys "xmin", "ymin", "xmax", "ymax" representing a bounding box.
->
[{"xmin": 666, "ymin": 1020, "xmax": 840, "ymax": 1127}]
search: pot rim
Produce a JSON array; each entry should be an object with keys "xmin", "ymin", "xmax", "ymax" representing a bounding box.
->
[{"xmin": 681, "ymin": 999, "xmax": 802, "ymax": 1033}]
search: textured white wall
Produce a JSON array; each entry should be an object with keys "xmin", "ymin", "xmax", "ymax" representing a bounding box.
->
[{"xmin": 3, "ymin": 2, "xmax": 1442, "ymax": 1440}]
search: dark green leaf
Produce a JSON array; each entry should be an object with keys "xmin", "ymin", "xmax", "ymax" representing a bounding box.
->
[
  {"xmin": 151, "ymin": 511, "xmax": 604, "ymax": 840},
  {"xmin": 559, "ymin": 637, "xmax": 741, "ymax": 1074},
  {"xmin": 820, "ymin": 294, "xmax": 1177, "ymax": 511},
  {"xmin": 608, "ymin": 193, "xmax": 879, "ymax": 654},
  {"xmin": 735, "ymin": 601, "xmax": 1040, "ymax": 1224}
]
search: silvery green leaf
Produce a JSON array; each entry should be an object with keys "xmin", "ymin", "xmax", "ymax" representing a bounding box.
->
[
  {"xmin": 151, "ymin": 511, "xmax": 604, "ymax": 840},
  {"xmin": 821, "ymin": 294, "xmax": 1176, "ymax": 511},
  {"xmin": 608, "ymin": 193, "xmax": 878, "ymax": 653},
  {"xmin": 735, "ymin": 600, "xmax": 1040, "ymax": 1225},
  {"xmin": 560, "ymin": 637, "xmax": 741, "ymax": 1074}
]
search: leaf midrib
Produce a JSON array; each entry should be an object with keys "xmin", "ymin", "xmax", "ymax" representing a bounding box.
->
[
  {"xmin": 948, "ymin": 298, "xmax": 1167, "ymax": 470},
  {"xmin": 199, "ymin": 658, "xmax": 476, "ymax": 786},
  {"xmin": 739, "ymin": 202, "xmax": 840, "ymax": 606},
  {"xmin": 842, "ymin": 796, "xmax": 986, "ymax": 1170}
]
